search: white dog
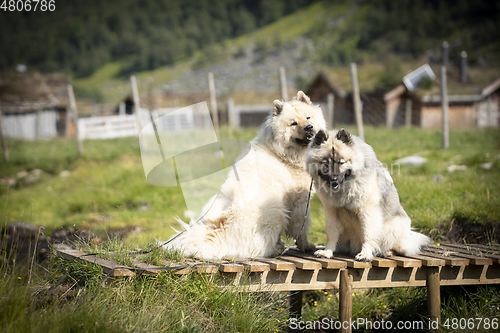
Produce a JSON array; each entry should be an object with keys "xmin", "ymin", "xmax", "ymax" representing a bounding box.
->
[{"xmin": 164, "ymin": 91, "xmax": 326, "ymax": 259}]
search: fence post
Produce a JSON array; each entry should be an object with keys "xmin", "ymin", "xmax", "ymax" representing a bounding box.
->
[
  {"xmin": 280, "ymin": 67, "xmax": 288, "ymax": 101},
  {"xmin": 327, "ymin": 93, "xmax": 335, "ymax": 129},
  {"xmin": 130, "ymin": 75, "xmax": 143, "ymax": 134},
  {"xmin": 67, "ymin": 84, "xmax": 84, "ymax": 156},
  {"xmin": 0, "ymin": 107, "xmax": 9, "ymax": 162},
  {"xmin": 349, "ymin": 63, "xmax": 364, "ymax": 140},
  {"xmin": 405, "ymin": 99, "xmax": 412, "ymax": 128},
  {"xmin": 208, "ymin": 72, "xmax": 220, "ymax": 139},
  {"xmin": 440, "ymin": 66, "xmax": 449, "ymax": 149}
]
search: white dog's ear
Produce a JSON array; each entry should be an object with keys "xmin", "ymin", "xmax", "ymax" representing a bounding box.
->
[
  {"xmin": 273, "ymin": 100, "xmax": 283, "ymax": 116},
  {"xmin": 336, "ymin": 128, "xmax": 353, "ymax": 145},
  {"xmin": 313, "ymin": 130, "xmax": 328, "ymax": 146},
  {"xmin": 296, "ymin": 91, "xmax": 312, "ymax": 105}
]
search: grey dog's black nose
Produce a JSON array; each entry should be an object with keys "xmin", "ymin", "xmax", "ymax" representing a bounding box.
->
[{"xmin": 304, "ymin": 124, "xmax": 313, "ymax": 132}]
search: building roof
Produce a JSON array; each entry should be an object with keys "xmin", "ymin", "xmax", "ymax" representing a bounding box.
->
[
  {"xmin": 0, "ymin": 72, "xmax": 68, "ymax": 113},
  {"xmin": 308, "ymin": 61, "xmax": 500, "ymax": 103}
]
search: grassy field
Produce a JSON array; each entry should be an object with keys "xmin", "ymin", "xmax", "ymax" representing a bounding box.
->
[{"xmin": 1, "ymin": 126, "xmax": 500, "ymax": 332}]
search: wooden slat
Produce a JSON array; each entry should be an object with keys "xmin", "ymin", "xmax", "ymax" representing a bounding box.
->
[
  {"xmin": 371, "ymin": 257, "xmax": 397, "ymax": 268},
  {"xmin": 241, "ymin": 261, "xmax": 270, "ymax": 272},
  {"xmin": 219, "ymin": 262, "xmax": 245, "ymax": 273},
  {"xmin": 279, "ymin": 255, "xmax": 322, "ymax": 270},
  {"xmin": 329, "ymin": 254, "xmax": 372, "ymax": 269},
  {"xmin": 56, "ymin": 248, "xmax": 135, "ymax": 277},
  {"xmin": 430, "ymin": 245, "xmax": 494, "ymax": 265},
  {"xmin": 406, "ymin": 254, "xmax": 445, "ymax": 267},
  {"xmin": 465, "ymin": 243, "xmax": 500, "ymax": 251},
  {"xmin": 420, "ymin": 250, "xmax": 469, "ymax": 266},
  {"xmin": 386, "ymin": 255, "xmax": 422, "ymax": 268},
  {"xmin": 445, "ymin": 244, "xmax": 500, "ymax": 263},
  {"xmin": 255, "ymin": 258, "xmax": 296, "ymax": 271},
  {"xmin": 155, "ymin": 259, "xmax": 191, "ymax": 274},
  {"xmin": 130, "ymin": 259, "xmax": 163, "ymax": 275},
  {"xmin": 224, "ymin": 258, "xmax": 270, "ymax": 272},
  {"xmin": 195, "ymin": 264, "xmax": 219, "ymax": 274},
  {"xmin": 284, "ymin": 251, "xmax": 347, "ymax": 269}
]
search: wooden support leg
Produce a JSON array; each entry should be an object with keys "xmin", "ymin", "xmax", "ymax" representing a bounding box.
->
[
  {"xmin": 426, "ymin": 267, "xmax": 441, "ymax": 330},
  {"xmin": 288, "ymin": 291, "xmax": 303, "ymax": 333},
  {"xmin": 339, "ymin": 269, "xmax": 353, "ymax": 333}
]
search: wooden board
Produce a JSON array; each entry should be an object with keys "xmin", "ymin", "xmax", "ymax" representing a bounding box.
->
[
  {"xmin": 254, "ymin": 258, "xmax": 296, "ymax": 271},
  {"xmin": 279, "ymin": 255, "xmax": 322, "ymax": 270},
  {"xmin": 406, "ymin": 254, "xmax": 445, "ymax": 267},
  {"xmin": 386, "ymin": 255, "xmax": 422, "ymax": 268},
  {"xmin": 420, "ymin": 250, "xmax": 469, "ymax": 266},
  {"xmin": 56, "ymin": 248, "xmax": 134, "ymax": 277},
  {"xmin": 285, "ymin": 251, "xmax": 347, "ymax": 269},
  {"xmin": 445, "ymin": 244, "xmax": 500, "ymax": 263},
  {"xmin": 428, "ymin": 245, "xmax": 493, "ymax": 265}
]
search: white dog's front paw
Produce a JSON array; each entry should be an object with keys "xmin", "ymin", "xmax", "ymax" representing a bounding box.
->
[
  {"xmin": 355, "ymin": 252, "xmax": 374, "ymax": 262},
  {"xmin": 314, "ymin": 249, "xmax": 334, "ymax": 259}
]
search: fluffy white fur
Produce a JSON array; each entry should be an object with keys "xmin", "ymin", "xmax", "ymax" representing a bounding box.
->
[
  {"xmin": 306, "ymin": 129, "xmax": 431, "ymax": 261},
  {"xmin": 164, "ymin": 91, "xmax": 326, "ymax": 259}
]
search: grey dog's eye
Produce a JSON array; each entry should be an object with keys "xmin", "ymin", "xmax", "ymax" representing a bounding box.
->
[{"xmin": 291, "ymin": 121, "xmax": 297, "ymax": 126}]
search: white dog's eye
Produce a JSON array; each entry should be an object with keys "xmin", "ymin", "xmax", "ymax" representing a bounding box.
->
[
  {"xmin": 339, "ymin": 160, "xmax": 345, "ymax": 165},
  {"xmin": 306, "ymin": 116, "xmax": 310, "ymax": 120},
  {"xmin": 291, "ymin": 121, "xmax": 297, "ymax": 126}
]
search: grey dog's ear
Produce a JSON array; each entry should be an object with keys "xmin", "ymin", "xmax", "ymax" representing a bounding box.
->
[
  {"xmin": 296, "ymin": 91, "xmax": 312, "ymax": 105},
  {"xmin": 273, "ymin": 100, "xmax": 283, "ymax": 116},
  {"xmin": 336, "ymin": 128, "xmax": 353, "ymax": 145},
  {"xmin": 313, "ymin": 130, "xmax": 328, "ymax": 146}
]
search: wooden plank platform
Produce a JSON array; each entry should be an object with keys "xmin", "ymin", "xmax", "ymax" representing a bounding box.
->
[
  {"xmin": 55, "ymin": 243, "xmax": 500, "ymax": 290},
  {"xmin": 56, "ymin": 243, "xmax": 500, "ymax": 333}
]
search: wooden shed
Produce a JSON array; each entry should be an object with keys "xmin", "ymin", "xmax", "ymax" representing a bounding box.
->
[
  {"xmin": 307, "ymin": 63, "xmax": 500, "ymax": 129},
  {"xmin": 383, "ymin": 75, "xmax": 500, "ymax": 129},
  {"xmin": 0, "ymin": 72, "xmax": 69, "ymax": 139},
  {"xmin": 305, "ymin": 66, "xmax": 406, "ymax": 128}
]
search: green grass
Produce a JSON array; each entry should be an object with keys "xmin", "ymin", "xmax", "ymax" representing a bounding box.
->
[
  {"xmin": 1, "ymin": 126, "xmax": 500, "ymax": 332},
  {"xmin": 2, "ymin": 126, "xmax": 499, "ymax": 245},
  {"xmin": 1, "ymin": 241, "xmax": 289, "ymax": 333}
]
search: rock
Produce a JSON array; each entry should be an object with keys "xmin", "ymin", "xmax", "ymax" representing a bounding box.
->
[
  {"xmin": 432, "ymin": 174, "xmax": 443, "ymax": 183},
  {"xmin": 17, "ymin": 170, "xmax": 28, "ymax": 179},
  {"xmin": 446, "ymin": 164, "xmax": 467, "ymax": 173},
  {"xmin": 481, "ymin": 162, "xmax": 494, "ymax": 170},
  {"xmin": 0, "ymin": 178, "xmax": 16, "ymax": 186},
  {"xmin": 394, "ymin": 156, "xmax": 428, "ymax": 167},
  {"xmin": 24, "ymin": 169, "xmax": 43, "ymax": 185},
  {"xmin": 140, "ymin": 201, "xmax": 150, "ymax": 211},
  {"xmin": 59, "ymin": 170, "xmax": 71, "ymax": 178}
]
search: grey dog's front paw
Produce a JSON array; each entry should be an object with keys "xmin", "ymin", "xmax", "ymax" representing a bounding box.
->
[
  {"xmin": 300, "ymin": 242, "xmax": 317, "ymax": 253},
  {"xmin": 270, "ymin": 242, "xmax": 286, "ymax": 257},
  {"xmin": 314, "ymin": 249, "xmax": 333, "ymax": 259}
]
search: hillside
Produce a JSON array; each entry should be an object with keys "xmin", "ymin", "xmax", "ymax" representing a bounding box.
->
[
  {"xmin": 0, "ymin": 0, "xmax": 315, "ymax": 76},
  {"xmin": 2, "ymin": 0, "xmax": 499, "ymax": 105}
]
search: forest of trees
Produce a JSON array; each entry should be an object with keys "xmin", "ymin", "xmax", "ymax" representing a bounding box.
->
[
  {"xmin": 0, "ymin": 0, "xmax": 498, "ymax": 78},
  {"xmin": 0, "ymin": 0, "xmax": 315, "ymax": 76},
  {"xmin": 311, "ymin": 0, "xmax": 500, "ymax": 67}
]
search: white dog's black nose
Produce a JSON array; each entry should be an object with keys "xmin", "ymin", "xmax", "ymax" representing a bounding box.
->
[{"xmin": 304, "ymin": 124, "xmax": 313, "ymax": 132}]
